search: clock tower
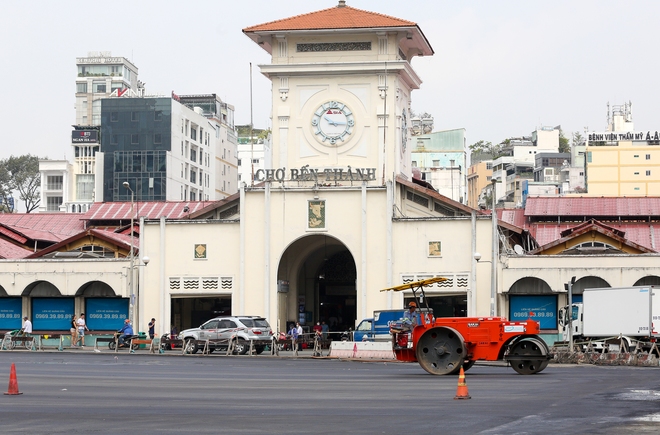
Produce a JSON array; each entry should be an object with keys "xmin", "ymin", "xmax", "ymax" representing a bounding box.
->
[{"xmin": 243, "ymin": 1, "xmax": 433, "ymax": 185}]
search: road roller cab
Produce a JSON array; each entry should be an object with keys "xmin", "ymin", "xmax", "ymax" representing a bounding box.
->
[{"xmin": 381, "ymin": 278, "xmax": 551, "ymax": 376}]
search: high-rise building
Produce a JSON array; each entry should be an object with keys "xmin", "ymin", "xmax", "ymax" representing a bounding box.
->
[
  {"xmin": 40, "ymin": 53, "xmax": 238, "ymax": 211},
  {"xmin": 98, "ymin": 94, "xmax": 237, "ymax": 202},
  {"xmin": 40, "ymin": 52, "xmax": 141, "ymax": 212}
]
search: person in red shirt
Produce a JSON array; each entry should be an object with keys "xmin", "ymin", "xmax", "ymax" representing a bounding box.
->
[{"xmin": 313, "ymin": 321, "xmax": 323, "ymax": 337}]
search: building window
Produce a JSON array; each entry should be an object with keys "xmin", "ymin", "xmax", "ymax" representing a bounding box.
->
[
  {"xmin": 190, "ymin": 149, "xmax": 197, "ymax": 163},
  {"xmin": 132, "ymin": 112, "xmax": 139, "ymax": 122},
  {"xmin": 412, "ymin": 161, "xmax": 417, "ymax": 167},
  {"xmin": 47, "ymin": 176, "xmax": 63, "ymax": 190},
  {"xmin": 634, "ymin": 172, "xmax": 640, "ymax": 175},
  {"xmin": 111, "ymin": 135, "xmax": 118, "ymax": 145},
  {"xmin": 111, "ymin": 112, "xmax": 118, "ymax": 122},
  {"xmin": 76, "ymin": 83, "xmax": 87, "ymax": 93},
  {"xmin": 647, "ymin": 170, "xmax": 651, "ymax": 176},
  {"xmin": 92, "ymin": 82, "xmax": 107, "ymax": 93},
  {"xmin": 131, "ymin": 134, "xmax": 139, "ymax": 144},
  {"xmin": 76, "ymin": 174, "xmax": 94, "ymax": 201},
  {"xmin": 238, "ymin": 159, "xmax": 242, "ymax": 166},
  {"xmin": 154, "ymin": 111, "xmax": 162, "ymax": 121},
  {"xmin": 191, "ymin": 128, "xmax": 197, "ymax": 141},
  {"xmin": 486, "ymin": 163, "xmax": 493, "ymax": 170},
  {"xmin": 634, "ymin": 155, "xmax": 639, "ymax": 158},
  {"xmin": 432, "ymin": 160, "xmax": 440, "ymax": 166},
  {"xmin": 647, "ymin": 154, "xmax": 651, "ymax": 160},
  {"xmin": 154, "ymin": 134, "xmax": 162, "ymax": 144},
  {"xmin": 47, "ymin": 197, "xmax": 63, "ymax": 212},
  {"xmin": 252, "ymin": 158, "xmax": 259, "ymax": 164},
  {"xmin": 190, "ymin": 171, "xmax": 197, "ymax": 184}
]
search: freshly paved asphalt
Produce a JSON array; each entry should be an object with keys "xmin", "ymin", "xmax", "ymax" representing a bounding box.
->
[{"xmin": 0, "ymin": 348, "xmax": 659, "ymax": 434}]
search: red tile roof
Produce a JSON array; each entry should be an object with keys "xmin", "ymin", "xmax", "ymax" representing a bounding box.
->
[
  {"xmin": 525, "ymin": 196, "xmax": 660, "ymax": 217},
  {"xmin": 84, "ymin": 201, "xmax": 218, "ymax": 221},
  {"xmin": 498, "ymin": 203, "xmax": 660, "ymax": 252},
  {"xmin": 0, "ymin": 238, "xmax": 32, "ymax": 259},
  {"xmin": 243, "ymin": 4, "xmax": 416, "ymax": 32},
  {"xmin": 0, "ymin": 213, "xmax": 85, "ymax": 242}
]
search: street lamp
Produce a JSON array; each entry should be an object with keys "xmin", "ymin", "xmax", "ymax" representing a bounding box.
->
[
  {"xmin": 490, "ymin": 177, "xmax": 499, "ymax": 317},
  {"xmin": 122, "ymin": 181, "xmax": 135, "ymax": 326}
]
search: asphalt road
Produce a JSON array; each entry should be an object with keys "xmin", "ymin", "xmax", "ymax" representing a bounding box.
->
[{"xmin": 0, "ymin": 351, "xmax": 659, "ymax": 434}]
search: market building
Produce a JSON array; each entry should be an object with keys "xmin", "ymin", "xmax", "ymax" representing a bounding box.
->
[{"xmin": 2, "ymin": 2, "xmax": 659, "ymax": 347}]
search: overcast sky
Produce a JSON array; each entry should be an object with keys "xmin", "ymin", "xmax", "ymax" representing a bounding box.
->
[{"xmin": 1, "ymin": 0, "xmax": 659, "ymax": 161}]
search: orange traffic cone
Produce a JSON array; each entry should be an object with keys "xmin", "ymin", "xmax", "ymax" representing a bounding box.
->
[
  {"xmin": 454, "ymin": 366, "xmax": 471, "ymax": 400},
  {"xmin": 4, "ymin": 363, "xmax": 22, "ymax": 395}
]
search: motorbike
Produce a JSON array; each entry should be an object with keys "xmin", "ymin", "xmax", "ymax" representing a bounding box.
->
[
  {"xmin": 159, "ymin": 333, "xmax": 182, "ymax": 351},
  {"xmin": 108, "ymin": 332, "xmax": 140, "ymax": 351},
  {"xmin": 341, "ymin": 328, "xmax": 352, "ymax": 342}
]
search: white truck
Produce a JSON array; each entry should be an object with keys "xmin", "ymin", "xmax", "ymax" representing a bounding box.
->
[{"xmin": 558, "ymin": 286, "xmax": 659, "ymax": 354}]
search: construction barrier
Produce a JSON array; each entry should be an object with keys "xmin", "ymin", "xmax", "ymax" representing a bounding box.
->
[{"xmin": 329, "ymin": 341, "xmax": 396, "ymax": 360}]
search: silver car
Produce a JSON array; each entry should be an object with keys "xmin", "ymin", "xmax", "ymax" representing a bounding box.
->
[{"xmin": 179, "ymin": 316, "xmax": 273, "ymax": 355}]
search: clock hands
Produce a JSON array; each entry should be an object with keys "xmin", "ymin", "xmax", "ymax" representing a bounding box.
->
[{"xmin": 324, "ymin": 115, "xmax": 346, "ymax": 126}]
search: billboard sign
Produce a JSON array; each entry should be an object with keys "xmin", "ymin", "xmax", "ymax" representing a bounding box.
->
[{"xmin": 71, "ymin": 130, "xmax": 98, "ymax": 143}]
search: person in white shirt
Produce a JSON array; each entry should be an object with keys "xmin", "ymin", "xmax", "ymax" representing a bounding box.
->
[
  {"xmin": 295, "ymin": 322, "xmax": 303, "ymax": 351},
  {"xmin": 22, "ymin": 317, "xmax": 33, "ymax": 335},
  {"xmin": 77, "ymin": 313, "xmax": 89, "ymax": 347}
]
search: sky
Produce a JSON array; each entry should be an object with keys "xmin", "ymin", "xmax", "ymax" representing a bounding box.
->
[{"xmin": 1, "ymin": 0, "xmax": 659, "ymax": 161}]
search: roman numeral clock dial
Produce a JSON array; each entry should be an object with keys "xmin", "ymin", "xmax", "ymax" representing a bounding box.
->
[{"xmin": 311, "ymin": 101, "xmax": 355, "ymax": 145}]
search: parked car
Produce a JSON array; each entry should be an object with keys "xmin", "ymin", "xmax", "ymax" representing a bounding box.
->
[{"xmin": 178, "ymin": 316, "xmax": 273, "ymax": 355}]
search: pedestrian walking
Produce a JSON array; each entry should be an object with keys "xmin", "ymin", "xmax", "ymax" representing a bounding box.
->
[
  {"xmin": 148, "ymin": 318, "xmax": 156, "ymax": 339},
  {"xmin": 77, "ymin": 313, "xmax": 89, "ymax": 347},
  {"xmin": 21, "ymin": 316, "xmax": 32, "ymax": 335},
  {"xmin": 70, "ymin": 315, "xmax": 79, "ymax": 347}
]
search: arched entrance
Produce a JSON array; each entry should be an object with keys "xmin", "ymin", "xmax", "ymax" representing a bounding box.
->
[{"xmin": 277, "ymin": 235, "xmax": 356, "ymax": 336}]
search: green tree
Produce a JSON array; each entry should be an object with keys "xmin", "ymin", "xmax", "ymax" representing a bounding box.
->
[
  {"xmin": 0, "ymin": 155, "xmax": 41, "ymax": 213},
  {"xmin": 469, "ymin": 140, "xmax": 505, "ymax": 161},
  {"xmin": 558, "ymin": 129, "xmax": 570, "ymax": 153},
  {"xmin": 572, "ymin": 132, "xmax": 584, "ymax": 148}
]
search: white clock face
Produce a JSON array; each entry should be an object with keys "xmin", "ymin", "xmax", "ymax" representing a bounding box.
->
[{"xmin": 311, "ymin": 101, "xmax": 355, "ymax": 145}]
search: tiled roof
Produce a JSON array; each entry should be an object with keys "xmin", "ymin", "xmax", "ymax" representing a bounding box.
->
[
  {"xmin": 529, "ymin": 223, "xmax": 657, "ymax": 252},
  {"xmin": 243, "ymin": 4, "xmax": 415, "ymax": 33},
  {"xmin": 26, "ymin": 228, "xmax": 135, "ymax": 259},
  {"xmin": 0, "ymin": 238, "xmax": 32, "ymax": 259},
  {"xmin": 497, "ymin": 212, "xmax": 659, "ymax": 251},
  {"xmin": 525, "ymin": 197, "xmax": 660, "ymax": 217},
  {"xmin": 84, "ymin": 201, "xmax": 218, "ymax": 221},
  {"xmin": 0, "ymin": 213, "xmax": 85, "ymax": 242}
]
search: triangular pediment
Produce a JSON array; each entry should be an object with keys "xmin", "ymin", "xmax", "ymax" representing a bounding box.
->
[{"xmin": 530, "ymin": 219, "xmax": 655, "ymax": 255}]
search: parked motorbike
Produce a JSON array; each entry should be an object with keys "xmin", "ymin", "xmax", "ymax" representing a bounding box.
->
[
  {"xmin": 108, "ymin": 332, "xmax": 140, "ymax": 351},
  {"xmin": 341, "ymin": 329, "xmax": 352, "ymax": 342}
]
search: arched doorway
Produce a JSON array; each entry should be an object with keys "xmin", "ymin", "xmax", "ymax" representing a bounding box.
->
[{"xmin": 277, "ymin": 235, "xmax": 356, "ymax": 336}]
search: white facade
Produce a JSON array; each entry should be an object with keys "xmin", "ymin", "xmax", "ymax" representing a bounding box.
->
[
  {"xmin": 237, "ymin": 137, "xmax": 271, "ymax": 186},
  {"xmin": 75, "ymin": 52, "xmax": 140, "ymax": 127},
  {"xmin": 38, "ymin": 160, "xmax": 73, "ymax": 212}
]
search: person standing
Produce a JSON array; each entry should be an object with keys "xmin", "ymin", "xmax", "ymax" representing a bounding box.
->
[
  {"xmin": 70, "ymin": 315, "xmax": 79, "ymax": 347},
  {"xmin": 287, "ymin": 323, "xmax": 298, "ymax": 351},
  {"xmin": 321, "ymin": 321, "xmax": 329, "ymax": 340},
  {"xmin": 313, "ymin": 322, "xmax": 323, "ymax": 337},
  {"xmin": 148, "ymin": 318, "xmax": 156, "ymax": 339},
  {"xmin": 77, "ymin": 313, "xmax": 89, "ymax": 347},
  {"xmin": 21, "ymin": 316, "xmax": 33, "ymax": 335},
  {"xmin": 296, "ymin": 322, "xmax": 303, "ymax": 351}
]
